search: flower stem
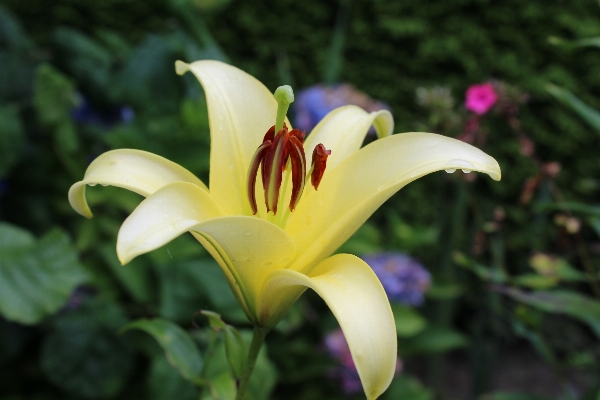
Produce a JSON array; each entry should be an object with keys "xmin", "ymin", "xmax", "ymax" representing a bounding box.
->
[{"xmin": 236, "ymin": 326, "xmax": 268, "ymax": 400}]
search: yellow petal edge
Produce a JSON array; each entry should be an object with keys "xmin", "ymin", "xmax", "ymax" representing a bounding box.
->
[
  {"xmin": 68, "ymin": 149, "xmax": 207, "ymax": 218},
  {"xmin": 259, "ymin": 254, "xmax": 396, "ymax": 400},
  {"xmin": 287, "ymin": 132, "xmax": 501, "ymax": 273}
]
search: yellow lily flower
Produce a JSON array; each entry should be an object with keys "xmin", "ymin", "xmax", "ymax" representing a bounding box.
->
[{"xmin": 69, "ymin": 60, "xmax": 500, "ymax": 399}]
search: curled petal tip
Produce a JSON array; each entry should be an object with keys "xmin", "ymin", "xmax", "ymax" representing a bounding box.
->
[
  {"xmin": 117, "ymin": 257, "xmax": 128, "ymax": 267},
  {"xmin": 116, "ymin": 246, "xmax": 132, "ymax": 266},
  {"xmin": 68, "ymin": 183, "xmax": 94, "ymax": 219},
  {"xmin": 490, "ymin": 159, "xmax": 502, "ymax": 181},
  {"xmin": 175, "ymin": 60, "xmax": 190, "ymax": 76},
  {"xmin": 371, "ymin": 109, "xmax": 394, "ymax": 139}
]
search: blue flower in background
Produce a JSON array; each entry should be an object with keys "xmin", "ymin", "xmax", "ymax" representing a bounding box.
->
[
  {"xmin": 71, "ymin": 93, "xmax": 134, "ymax": 128},
  {"xmin": 294, "ymin": 84, "xmax": 390, "ymax": 133},
  {"xmin": 363, "ymin": 253, "xmax": 431, "ymax": 306}
]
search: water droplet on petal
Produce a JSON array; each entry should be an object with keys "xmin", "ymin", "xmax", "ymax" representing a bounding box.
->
[
  {"xmin": 87, "ymin": 183, "xmax": 97, "ymax": 187},
  {"xmin": 101, "ymin": 184, "xmax": 108, "ymax": 187},
  {"xmin": 446, "ymin": 159, "xmax": 474, "ymax": 170},
  {"xmin": 462, "ymin": 169, "xmax": 472, "ymax": 173},
  {"xmin": 445, "ymin": 169, "xmax": 456, "ymax": 174}
]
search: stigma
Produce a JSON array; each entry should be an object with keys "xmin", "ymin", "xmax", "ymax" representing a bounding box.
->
[{"xmin": 247, "ymin": 86, "xmax": 331, "ymax": 215}]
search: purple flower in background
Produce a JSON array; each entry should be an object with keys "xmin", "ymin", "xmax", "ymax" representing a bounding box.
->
[
  {"xmin": 363, "ymin": 253, "xmax": 431, "ymax": 306},
  {"xmin": 325, "ymin": 329, "xmax": 402, "ymax": 394},
  {"xmin": 465, "ymin": 82, "xmax": 498, "ymax": 115},
  {"xmin": 71, "ymin": 93, "xmax": 134, "ymax": 128},
  {"xmin": 294, "ymin": 84, "xmax": 389, "ymax": 133}
]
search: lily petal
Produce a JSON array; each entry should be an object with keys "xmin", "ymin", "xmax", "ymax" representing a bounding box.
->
[
  {"xmin": 176, "ymin": 60, "xmax": 278, "ymax": 215},
  {"xmin": 303, "ymin": 106, "xmax": 394, "ymax": 170},
  {"xmin": 69, "ymin": 149, "xmax": 207, "ymax": 218},
  {"xmin": 117, "ymin": 182, "xmax": 225, "ymax": 264},
  {"xmin": 286, "ymin": 132, "xmax": 501, "ymax": 273},
  {"xmin": 259, "ymin": 254, "xmax": 396, "ymax": 400},
  {"xmin": 117, "ymin": 181, "xmax": 296, "ymax": 315}
]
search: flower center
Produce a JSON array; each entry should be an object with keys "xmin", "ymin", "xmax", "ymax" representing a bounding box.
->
[{"xmin": 247, "ymin": 86, "xmax": 331, "ymax": 216}]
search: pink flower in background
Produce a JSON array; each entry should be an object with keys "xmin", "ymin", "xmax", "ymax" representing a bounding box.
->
[{"xmin": 465, "ymin": 82, "xmax": 498, "ymax": 115}]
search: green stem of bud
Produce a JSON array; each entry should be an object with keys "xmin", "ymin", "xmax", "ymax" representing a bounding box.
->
[{"xmin": 274, "ymin": 85, "xmax": 294, "ymax": 133}]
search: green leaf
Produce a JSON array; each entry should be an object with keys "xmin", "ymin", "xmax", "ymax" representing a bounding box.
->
[
  {"xmin": 98, "ymin": 243, "xmax": 154, "ymax": 304},
  {"xmin": 524, "ymin": 254, "xmax": 586, "ymax": 285},
  {"xmin": 426, "ymin": 282, "xmax": 463, "ymax": 300},
  {"xmin": 121, "ymin": 318, "xmax": 203, "ymax": 382},
  {"xmin": 392, "ymin": 304, "xmax": 427, "ymax": 337},
  {"xmin": 115, "ymin": 35, "xmax": 180, "ymax": 112},
  {"xmin": 398, "ymin": 326, "xmax": 468, "ymax": 356},
  {"xmin": 200, "ymin": 310, "xmax": 228, "ymax": 330},
  {"xmin": 390, "ymin": 212, "xmax": 439, "ymax": 251},
  {"xmin": 33, "ymin": 63, "xmax": 79, "ymax": 155},
  {"xmin": 53, "ymin": 28, "xmax": 113, "ymax": 92},
  {"xmin": 202, "ymin": 330, "xmax": 276, "ymax": 400},
  {"xmin": 496, "ymin": 287, "xmax": 600, "ymax": 338},
  {"xmin": 33, "ymin": 63, "xmax": 78, "ymax": 128},
  {"xmin": 514, "ymin": 274, "xmax": 559, "ymax": 289},
  {"xmin": 206, "ymin": 371, "xmax": 236, "ymax": 400},
  {"xmin": 200, "ymin": 311, "xmax": 248, "ymax": 380},
  {"xmin": 0, "ymin": 223, "xmax": 88, "ymax": 324},
  {"xmin": 40, "ymin": 298, "xmax": 134, "ymax": 398},
  {"xmin": 223, "ymin": 326, "xmax": 247, "ymax": 380},
  {"xmin": 147, "ymin": 356, "xmax": 197, "ymax": 400},
  {"xmin": 454, "ymin": 252, "xmax": 506, "ymax": 283},
  {"xmin": 0, "ymin": 6, "xmax": 33, "ymax": 50},
  {"xmin": 546, "ymin": 83, "xmax": 600, "ymax": 134},
  {"xmin": 156, "ymin": 258, "xmax": 245, "ymax": 323},
  {"xmin": 335, "ymin": 221, "xmax": 382, "ymax": 255},
  {"xmin": 0, "ymin": 105, "xmax": 24, "ymax": 177}
]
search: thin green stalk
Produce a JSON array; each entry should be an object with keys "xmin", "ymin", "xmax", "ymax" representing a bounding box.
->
[
  {"xmin": 235, "ymin": 326, "xmax": 268, "ymax": 400},
  {"xmin": 429, "ymin": 179, "xmax": 468, "ymax": 397}
]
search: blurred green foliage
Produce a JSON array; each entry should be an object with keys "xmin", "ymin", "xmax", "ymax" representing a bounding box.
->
[{"xmin": 1, "ymin": 1, "xmax": 600, "ymax": 399}]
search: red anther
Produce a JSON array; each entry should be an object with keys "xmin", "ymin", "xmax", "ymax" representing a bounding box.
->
[
  {"xmin": 262, "ymin": 125, "xmax": 276, "ymax": 143},
  {"xmin": 311, "ymin": 144, "xmax": 331, "ymax": 190},
  {"xmin": 247, "ymin": 124, "xmax": 310, "ymax": 215},
  {"xmin": 289, "ymin": 128, "xmax": 306, "ymax": 144},
  {"xmin": 265, "ymin": 129, "xmax": 289, "ymax": 214},
  {"xmin": 288, "ymin": 135, "xmax": 306, "ymax": 211},
  {"xmin": 247, "ymin": 140, "xmax": 273, "ymax": 214},
  {"xmin": 261, "ymin": 125, "xmax": 277, "ymax": 188}
]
